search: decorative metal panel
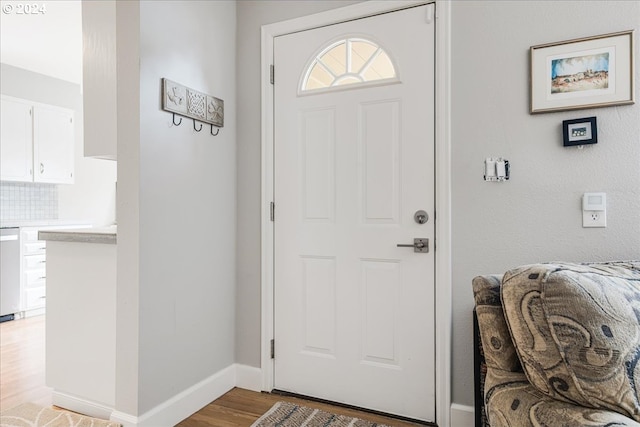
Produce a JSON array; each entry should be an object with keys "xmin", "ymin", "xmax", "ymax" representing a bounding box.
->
[{"xmin": 162, "ymin": 78, "xmax": 224, "ymax": 128}]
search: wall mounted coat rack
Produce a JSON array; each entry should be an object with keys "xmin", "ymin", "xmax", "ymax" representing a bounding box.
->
[{"xmin": 162, "ymin": 78, "xmax": 223, "ymax": 136}]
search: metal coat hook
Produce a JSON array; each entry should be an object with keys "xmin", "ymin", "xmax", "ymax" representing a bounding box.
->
[
  {"xmin": 193, "ymin": 119, "xmax": 203, "ymax": 132},
  {"xmin": 210, "ymin": 125, "xmax": 220, "ymax": 136},
  {"xmin": 172, "ymin": 113, "xmax": 182, "ymax": 126}
]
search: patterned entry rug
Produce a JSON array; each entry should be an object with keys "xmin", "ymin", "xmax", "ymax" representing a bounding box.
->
[
  {"xmin": 0, "ymin": 403, "xmax": 120, "ymax": 427},
  {"xmin": 251, "ymin": 401, "xmax": 392, "ymax": 427}
]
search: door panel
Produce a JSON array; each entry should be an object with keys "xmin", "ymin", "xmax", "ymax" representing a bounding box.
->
[
  {"xmin": 301, "ymin": 108, "xmax": 336, "ymax": 222},
  {"xmin": 301, "ymin": 256, "xmax": 336, "ymax": 355},
  {"xmin": 274, "ymin": 4, "xmax": 435, "ymax": 421},
  {"xmin": 359, "ymin": 100, "xmax": 400, "ymax": 224}
]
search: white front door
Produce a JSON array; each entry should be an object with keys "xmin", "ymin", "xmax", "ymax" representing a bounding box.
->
[{"xmin": 274, "ymin": 4, "xmax": 436, "ymax": 422}]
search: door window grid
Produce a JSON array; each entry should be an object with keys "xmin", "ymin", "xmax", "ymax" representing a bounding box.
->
[{"xmin": 301, "ymin": 38, "xmax": 396, "ymax": 92}]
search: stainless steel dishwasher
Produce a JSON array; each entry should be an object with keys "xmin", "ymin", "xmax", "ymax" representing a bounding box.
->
[{"xmin": 1, "ymin": 227, "xmax": 21, "ymax": 320}]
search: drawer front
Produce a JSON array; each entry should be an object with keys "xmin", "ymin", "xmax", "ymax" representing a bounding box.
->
[
  {"xmin": 25, "ymin": 287, "xmax": 46, "ymax": 309},
  {"xmin": 24, "ymin": 254, "xmax": 46, "ymax": 270},
  {"xmin": 24, "ymin": 241, "xmax": 46, "ymax": 255},
  {"xmin": 25, "ymin": 269, "xmax": 46, "ymax": 288},
  {"xmin": 22, "ymin": 229, "xmax": 39, "ymax": 242}
]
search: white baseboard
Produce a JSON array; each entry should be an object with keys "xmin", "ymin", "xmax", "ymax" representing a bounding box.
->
[
  {"xmin": 235, "ymin": 364, "xmax": 262, "ymax": 392},
  {"xmin": 19, "ymin": 308, "xmax": 45, "ymax": 318},
  {"xmin": 111, "ymin": 364, "xmax": 236, "ymax": 427},
  {"xmin": 57, "ymin": 363, "xmax": 469, "ymax": 427},
  {"xmin": 450, "ymin": 403, "xmax": 474, "ymax": 427},
  {"xmin": 52, "ymin": 391, "xmax": 113, "ymax": 420},
  {"xmin": 59, "ymin": 364, "xmax": 466, "ymax": 427},
  {"xmin": 109, "ymin": 410, "xmax": 138, "ymax": 426}
]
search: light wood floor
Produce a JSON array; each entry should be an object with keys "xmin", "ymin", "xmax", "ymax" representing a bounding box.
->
[
  {"xmin": 0, "ymin": 315, "xmax": 52, "ymax": 412},
  {"xmin": 1, "ymin": 316, "xmax": 424, "ymax": 426},
  {"xmin": 178, "ymin": 387, "xmax": 425, "ymax": 427}
]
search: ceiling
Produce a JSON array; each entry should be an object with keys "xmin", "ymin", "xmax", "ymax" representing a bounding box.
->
[{"xmin": 0, "ymin": 0, "xmax": 82, "ymax": 84}]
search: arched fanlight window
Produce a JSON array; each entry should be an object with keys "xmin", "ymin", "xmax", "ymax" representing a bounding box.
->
[{"xmin": 301, "ymin": 37, "xmax": 397, "ymax": 92}]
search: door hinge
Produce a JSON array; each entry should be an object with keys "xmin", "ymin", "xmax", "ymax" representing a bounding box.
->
[
  {"xmin": 425, "ymin": 3, "xmax": 434, "ymax": 24},
  {"xmin": 270, "ymin": 201, "xmax": 275, "ymax": 221},
  {"xmin": 270, "ymin": 339, "xmax": 275, "ymax": 359},
  {"xmin": 270, "ymin": 65, "xmax": 274, "ymax": 85}
]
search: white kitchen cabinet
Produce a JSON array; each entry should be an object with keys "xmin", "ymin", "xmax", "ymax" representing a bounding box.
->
[
  {"xmin": 33, "ymin": 105, "xmax": 75, "ymax": 184},
  {"xmin": 25, "ymin": 287, "xmax": 47, "ymax": 310},
  {"xmin": 0, "ymin": 97, "xmax": 34, "ymax": 182},
  {"xmin": 21, "ymin": 227, "xmax": 47, "ymax": 312},
  {"xmin": 0, "ymin": 95, "xmax": 75, "ymax": 184},
  {"xmin": 20, "ymin": 225, "xmax": 90, "ymax": 314}
]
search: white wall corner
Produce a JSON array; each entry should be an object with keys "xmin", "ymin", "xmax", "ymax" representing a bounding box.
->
[
  {"xmin": 109, "ymin": 410, "xmax": 139, "ymax": 426},
  {"xmin": 111, "ymin": 364, "xmax": 236, "ymax": 427},
  {"xmin": 235, "ymin": 364, "xmax": 263, "ymax": 392},
  {"xmin": 450, "ymin": 403, "xmax": 475, "ymax": 427},
  {"xmin": 52, "ymin": 391, "xmax": 114, "ymax": 421}
]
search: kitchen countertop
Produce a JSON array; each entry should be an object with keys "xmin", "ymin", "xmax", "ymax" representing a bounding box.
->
[
  {"xmin": 0, "ymin": 219, "xmax": 92, "ymax": 229},
  {"xmin": 38, "ymin": 226, "xmax": 117, "ymax": 245}
]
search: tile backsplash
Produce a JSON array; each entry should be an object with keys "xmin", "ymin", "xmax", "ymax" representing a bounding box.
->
[{"xmin": 0, "ymin": 182, "xmax": 58, "ymax": 221}]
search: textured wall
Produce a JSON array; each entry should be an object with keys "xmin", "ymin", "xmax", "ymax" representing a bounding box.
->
[{"xmin": 451, "ymin": 0, "xmax": 640, "ymax": 406}]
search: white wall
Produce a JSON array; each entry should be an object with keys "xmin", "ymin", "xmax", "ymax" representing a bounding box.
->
[
  {"xmin": 0, "ymin": 0, "xmax": 82, "ymax": 84},
  {"xmin": 451, "ymin": 0, "xmax": 640, "ymax": 406},
  {"xmin": 134, "ymin": 0, "xmax": 237, "ymax": 416},
  {"xmin": 235, "ymin": 0, "xmax": 640, "ymax": 411},
  {"xmin": 114, "ymin": 0, "xmax": 141, "ymax": 418},
  {"xmin": 82, "ymin": 1, "xmax": 117, "ymax": 161},
  {"xmin": 0, "ymin": 63, "xmax": 117, "ymax": 226}
]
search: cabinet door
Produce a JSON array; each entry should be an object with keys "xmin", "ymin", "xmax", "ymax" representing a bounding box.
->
[
  {"xmin": 1, "ymin": 97, "xmax": 34, "ymax": 182},
  {"xmin": 33, "ymin": 105, "xmax": 75, "ymax": 184},
  {"xmin": 25, "ymin": 287, "xmax": 46, "ymax": 309}
]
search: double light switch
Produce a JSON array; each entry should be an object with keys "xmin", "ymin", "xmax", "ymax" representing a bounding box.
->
[{"xmin": 484, "ymin": 158, "xmax": 510, "ymax": 182}]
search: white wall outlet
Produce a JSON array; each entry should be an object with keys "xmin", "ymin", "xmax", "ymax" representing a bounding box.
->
[
  {"xmin": 582, "ymin": 192, "xmax": 606, "ymax": 228},
  {"xmin": 582, "ymin": 210, "xmax": 606, "ymax": 227}
]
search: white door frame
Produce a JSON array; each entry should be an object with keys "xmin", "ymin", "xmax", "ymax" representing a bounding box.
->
[{"xmin": 260, "ymin": 1, "xmax": 452, "ymax": 425}]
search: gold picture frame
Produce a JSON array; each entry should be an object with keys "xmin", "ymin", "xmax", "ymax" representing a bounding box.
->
[{"xmin": 530, "ymin": 30, "xmax": 635, "ymax": 114}]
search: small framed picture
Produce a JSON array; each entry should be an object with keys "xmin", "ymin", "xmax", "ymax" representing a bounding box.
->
[
  {"xmin": 530, "ymin": 30, "xmax": 634, "ymax": 114},
  {"xmin": 563, "ymin": 116, "xmax": 597, "ymax": 146}
]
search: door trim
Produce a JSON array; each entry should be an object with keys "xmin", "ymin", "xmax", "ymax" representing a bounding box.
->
[{"xmin": 260, "ymin": 2, "xmax": 452, "ymax": 425}]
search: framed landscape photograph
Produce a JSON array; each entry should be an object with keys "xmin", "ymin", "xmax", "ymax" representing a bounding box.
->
[{"xmin": 530, "ymin": 30, "xmax": 634, "ymax": 114}]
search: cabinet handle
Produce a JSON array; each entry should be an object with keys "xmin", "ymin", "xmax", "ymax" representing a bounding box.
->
[{"xmin": 39, "ymin": 276, "xmax": 46, "ymax": 280}]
